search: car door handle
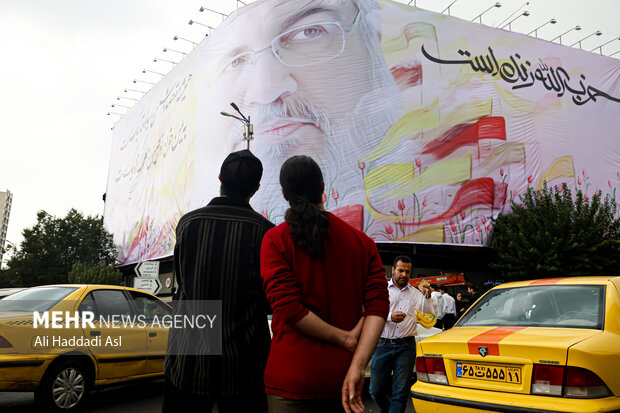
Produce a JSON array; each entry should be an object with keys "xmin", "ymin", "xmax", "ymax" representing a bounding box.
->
[
  {"xmin": 149, "ymin": 332, "xmax": 157, "ymax": 337},
  {"xmin": 90, "ymin": 331, "xmax": 101, "ymax": 337}
]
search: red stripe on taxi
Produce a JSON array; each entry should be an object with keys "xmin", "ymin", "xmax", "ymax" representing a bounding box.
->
[
  {"xmin": 467, "ymin": 327, "xmax": 526, "ymax": 356},
  {"xmin": 529, "ymin": 278, "xmax": 567, "ymax": 285}
]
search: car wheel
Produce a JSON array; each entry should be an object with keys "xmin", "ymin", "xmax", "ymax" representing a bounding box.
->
[{"xmin": 36, "ymin": 360, "xmax": 90, "ymax": 412}]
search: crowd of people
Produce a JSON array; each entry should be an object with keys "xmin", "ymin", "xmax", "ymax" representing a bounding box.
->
[{"xmin": 164, "ymin": 150, "xmax": 484, "ymax": 413}]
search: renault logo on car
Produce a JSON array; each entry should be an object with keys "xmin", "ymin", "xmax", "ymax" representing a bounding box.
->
[{"xmin": 478, "ymin": 346, "xmax": 488, "ymax": 357}]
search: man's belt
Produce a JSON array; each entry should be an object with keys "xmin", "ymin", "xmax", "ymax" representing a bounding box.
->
[{"xmin": 379, "ymin": 336, "xmax": 415, "ymax": 345}]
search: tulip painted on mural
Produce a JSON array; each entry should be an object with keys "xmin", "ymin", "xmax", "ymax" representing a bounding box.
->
[
  {"xmin": 422, "ymin": 198, "xmax": 428, "ymax": 207},
  {"xmin": 397, "ymin": 199, "xmax": 406, "ymax": 211},
  {"xmin": 331, "ymin": 188, "xmax": 339, "ymax": 202},
  {"xmin": 476, "ymin": 225, "xmax": 482, "ymax": 233},
  {"xmin": 357, "ymin": 160, "xmax": 365, "ymax": 171},
  {"xmin": 578, "ymin": 176, "xmax": 582, "ymax": 186},
  {"xmin": 500, "ymin": 168, "xmax": 504, "ymax": 177},
  {"xmin": 385, "ymin": 225, "xmax": 394, "ymax": 235},
  {"xmin": 449, "ymin": 220, "xmax": 456, "ymax": 232},
  {"xmin": 460, "ymin": 210, "xmax": 466, "ymax": 220},
  {"xmin": 527, "ymin": 175, "xmax": 533, "ymax": 184},
  {"xmin": 415, "ymin": 158, "xmax": 422, "ymax": 168}
]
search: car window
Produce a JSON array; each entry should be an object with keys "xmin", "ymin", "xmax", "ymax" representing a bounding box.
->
[
  {"xmin": 0, "ymin": 287, "xmax": 77, "ymax": 311},
  {"xmin": 78, "ymin": 293, "xmax": 96, "ymax": 315},
  {"xmin": 90, "ymin": 290, "xmax": 133, "ymax": 319},
  {"xmin": 457, "ymin": 285, "xmax": 605, "ymax": 329},
  {"xmin": 128, "ymin": 291, "xmax": 171, "ymax": 321}
]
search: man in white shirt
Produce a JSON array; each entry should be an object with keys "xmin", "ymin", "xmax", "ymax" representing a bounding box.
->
[
  {"xmin": 429, "ymin": 284, "xmax": 445, "ymax": 329},
  {"xmin": 439, "ymin": 286, "xmax": 457, "ymax": 329},
  {"xmin": 369, "ymin": 256, "xmax": 435, "ymax": 413}
]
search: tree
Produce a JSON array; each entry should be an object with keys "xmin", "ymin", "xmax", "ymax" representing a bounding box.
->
[
  {"xmin": 2, "ymin": 209, "xmax": 118, "ymax": 287},
  {"xmin": 68, "ymin": 261, "xmax": 123, "ymax": 285},
  {"xmin": 490, "ymin": 184, "xmax": 620, "ymax": 280}
]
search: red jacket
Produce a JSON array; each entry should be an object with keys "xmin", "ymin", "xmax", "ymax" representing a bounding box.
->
[{"xmin": 260, "ymin": 212, "xmax": 389, "ymax": 399}]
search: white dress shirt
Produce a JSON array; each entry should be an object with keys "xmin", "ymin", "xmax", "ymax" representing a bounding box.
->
[
  {"xmin": 431, "ymin": 291, "xmax": 445, "ymax": 320},
  {"xmin": 382, "ymin": 278, "xmax": 436, "ymax": 339},
  {"xmin": 442, "ymin": 292, "xmax": 457, "ymax": 316}
]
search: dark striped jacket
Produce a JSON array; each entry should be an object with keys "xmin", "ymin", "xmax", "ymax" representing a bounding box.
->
[{"xmin": 164, "ymin": 197, "xmax": 274, "ymax": 395}]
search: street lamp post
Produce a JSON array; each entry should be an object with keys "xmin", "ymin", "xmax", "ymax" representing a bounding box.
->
[
  {"xmin": 173, "ymin": 35, "xmax": 198, "ymax": 47},
  {"xmin": 442, "ymin": 0, "xmax": 459, "ymax": 15},
  {"xmin": 569, "ymin": 30, "xmax": 603, "ymax": 49},
  {"xmin": 527, "ymin": 18, "xmax": 557, "ymax": 37},
  {"xmin": 550, "ymin": 25, "xmax": 582, "ymax": 45},
  {"xmin": 501, "ymin": 11, "xmax": 530, "ymax": 30},
  {"xmin": 188, "ymin": 20, "xmax": 216, "ymax": 35},
  {"xmin": 471, "ymin": 2, "xmax": 502, "ymax": 24},
  {"xmin": 142, "ymin": 68, "xmax": 165, "ymax": 76},
  {"xmin": 590, "ymin": 36, "xmax": 620, "ymax": 55},
  {"xmin": 124, "ymin": 88, "xmax": 147, "ymax": 94},
  {"xmin": 199, "ymin": 6, "xmax": 228, "ymax": 20},
  {"xmin": 153, "ymin": 57, "xmax": 178, "ymax": 65},
  {"xmin": 496, "ymin": 1, "xmax": 529, "ymax": 28},
  {"xmin": 163, "ymin": 47, "xmax": 187, "ymax": 56},
  {"xmin": 133, "ymin": 79, "xmax": 155, "ymax": 86}
]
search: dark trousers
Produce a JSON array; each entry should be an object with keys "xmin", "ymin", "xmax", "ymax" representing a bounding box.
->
[
  {"xmin": 369, "ymin": 337, "xmax": 416, "ymax": 413},
  {"xmin": 162, "ymin": 377, "xmax": 267, "ymax": 413},
  {"xmin": 443, "ymin": 313, "xmax": 457, "ymax": 329}
]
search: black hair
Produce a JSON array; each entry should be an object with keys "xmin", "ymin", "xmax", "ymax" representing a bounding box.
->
[
  {"xmin": 438, "ymin": 285, "xmax": 448, "ymax": 293},
  {"xmin": 393, "ymin": 255, "xmax": 412, "ymax": 267},
  {"xmin": 430, "ymin": 284, "xmax": 439, "ymax": 290},
  {"xmin": 220, "ymin": 183, "xmax": 255, "ymax": 201},
  {"xmin": 280, "ymin": 156, "xmax": 329, "ymax": 257}
]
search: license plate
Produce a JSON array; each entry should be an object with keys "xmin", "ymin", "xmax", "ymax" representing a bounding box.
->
[{"xmin": 456, "ymin": 362, "xmax": 521, "ymax": 384}]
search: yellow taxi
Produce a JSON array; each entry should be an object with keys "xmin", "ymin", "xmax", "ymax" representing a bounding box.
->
[
  {"xmin": 0, "ymin": 284, "xmax": 172, "ymax": 411},
  {"xmin": 411, "ymin": 276, "xmax": 620, "ymax": 412}
]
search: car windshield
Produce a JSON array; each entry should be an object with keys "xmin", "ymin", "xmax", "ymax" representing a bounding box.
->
[
  {"xmin": 0, "ymin": 287, "xmax": 77, "ymax": 312},
  {"xmin": 457, "ymin": 285, "xmax": 605, "ymax": 329}
]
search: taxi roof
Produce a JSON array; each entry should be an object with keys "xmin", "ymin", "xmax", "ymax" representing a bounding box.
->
[{"xmin": 494, "ymin": 276, "xmax": 620, "ymax": 289}]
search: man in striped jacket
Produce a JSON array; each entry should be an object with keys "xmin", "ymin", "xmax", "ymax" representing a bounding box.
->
[{"xmin": 163, "ymin": 150, "xmax": 274, "ymax": 412}]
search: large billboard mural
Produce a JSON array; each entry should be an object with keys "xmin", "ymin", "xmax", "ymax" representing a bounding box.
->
[{"xmin": 104, "ymin": 0, "xmax": 620, "ymax": 265}]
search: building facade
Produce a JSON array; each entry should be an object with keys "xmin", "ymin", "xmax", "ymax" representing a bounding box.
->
[{"xmin": 0, "ymin": 190, "xmax": 13, "ymax": 266}]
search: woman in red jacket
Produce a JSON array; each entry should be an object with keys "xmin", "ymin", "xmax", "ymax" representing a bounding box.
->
[{"xmin": 260, "ymin": 155, "xmax": 389, "ymax": 413}]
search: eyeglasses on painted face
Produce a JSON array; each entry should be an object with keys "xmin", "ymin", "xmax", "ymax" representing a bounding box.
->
[{"xmin": 222, "ymin": 8, "xmax": 361, "ymax": 73}]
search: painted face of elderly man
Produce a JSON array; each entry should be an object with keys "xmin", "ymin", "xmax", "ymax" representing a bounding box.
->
[{"xmin": 206, "ymin": 0, "xmax": 402, "ymax": 215}]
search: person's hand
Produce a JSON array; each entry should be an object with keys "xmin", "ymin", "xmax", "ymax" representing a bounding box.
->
[
  {"xmin": 342, "ymin": 317, "xmax": 364, "ymax": 353},
  {"xmin": 391, "ymin": 311, "xmax": 406, "ymax": 323},
  {"xmin": 342, "ymin": 363, "xmax": 365, "ymax": 413}
]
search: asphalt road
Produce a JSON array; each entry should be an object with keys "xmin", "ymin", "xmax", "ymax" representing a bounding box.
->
[{"xmin": 0, "ymin": 380, "xmax": 414, "ymax": 412}]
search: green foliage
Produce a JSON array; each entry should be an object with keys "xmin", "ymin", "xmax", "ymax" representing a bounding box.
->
[
  {"xmin": 68, "ymin": 261, "xmax": 122, "ymax": 285},
  {"xmin": 490, "ymin": 183, "xmax": 620, "ymax": 280},
  {"xmin": 1, "ymin": 209, "xmax": 118, "ymax": 287}
]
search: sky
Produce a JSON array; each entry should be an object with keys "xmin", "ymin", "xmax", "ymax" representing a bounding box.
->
[{"xmin": 1, "ymin": 0, "xmax": 618, "ymax": 263}]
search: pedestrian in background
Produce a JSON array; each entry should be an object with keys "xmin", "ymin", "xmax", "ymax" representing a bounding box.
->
[
  {"xmin": 438, "ymin": 286, "xmax": 457, "ymax": 329},
  {"xmin": 429, "ymin": 284, "xmax": 445, "ymax": 329},
  {"xmin": 261, "ymin": 155, "xmax": 389, "ymax": 413},
  {"xmin": 455, "ymin": 292, "xmax": 467, "ymax": 319},
  {"xmin": 163, "ymin": 150, "xmax": 274, "ymax": 413}
]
